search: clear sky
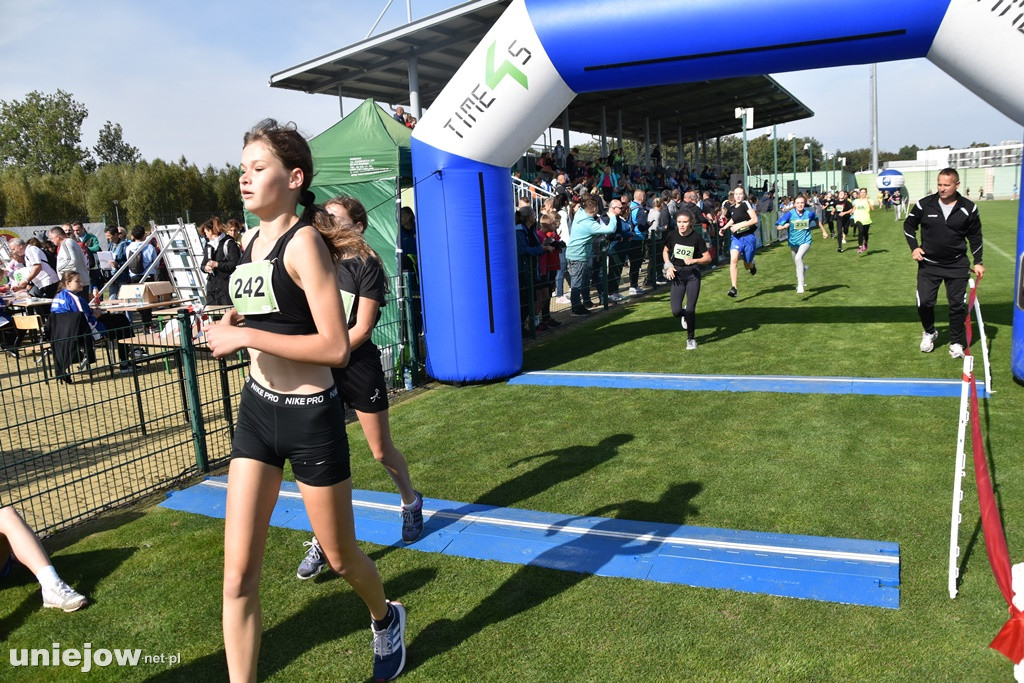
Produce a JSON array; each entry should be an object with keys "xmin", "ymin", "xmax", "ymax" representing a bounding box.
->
[{"xmin": 1, "ymin": 0, "xmax": 1021, "ymax": 169}]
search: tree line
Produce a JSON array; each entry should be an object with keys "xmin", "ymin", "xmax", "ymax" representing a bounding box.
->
[{"xmin": 0, "ymin": 90, "xmax": 241, "ymax": 227}]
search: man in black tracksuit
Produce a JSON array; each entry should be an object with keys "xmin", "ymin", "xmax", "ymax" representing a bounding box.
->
[{"xmin": 903, "ymin": 167, "xmax": 984, "ymax": 358}]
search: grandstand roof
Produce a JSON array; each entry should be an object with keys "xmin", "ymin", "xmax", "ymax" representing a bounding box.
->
[{"xmin": 269, "ymin": 0, "xmax": 813, "ymax": 143}]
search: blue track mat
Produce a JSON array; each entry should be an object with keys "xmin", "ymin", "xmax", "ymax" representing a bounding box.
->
[
  {"xmin": 162, "ymin": 477, "xmax": 899, "ymax": 608},
  {"xmin": 508, "ymin": 370, "xmax": 988, "ymax": 398}
]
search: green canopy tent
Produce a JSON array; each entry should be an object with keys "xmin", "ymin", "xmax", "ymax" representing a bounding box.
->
[{"xmin": 308, "ymin": 99, "xmax": 413, "ymax": 382}]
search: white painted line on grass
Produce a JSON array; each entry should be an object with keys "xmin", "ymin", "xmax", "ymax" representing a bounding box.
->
[{"xmin": 983, "ymin": 238, "xmax": 1014, "ymax": 263}]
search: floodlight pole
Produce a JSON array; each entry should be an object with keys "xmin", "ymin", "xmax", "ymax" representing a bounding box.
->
[
  {"xmin": 773, "ymin": 125, "xmax": 779, "ymax": 228},
  {"xmin": 113, "ymin": 200, "xmax": 120, "ymax": 227},
  {"xmin": 736, "ymin": 107, "xmax": 752, "ymax": 194},
  {"xmin": 787, "ymin": 133, "xmax": 797, "ymax": 195},
  {"xmin": 805, "ymin": 142, "xmax": 813, "ymax": 193}
]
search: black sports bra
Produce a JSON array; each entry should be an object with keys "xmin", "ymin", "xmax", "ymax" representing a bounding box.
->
[{"xmin": 234, "ymin": 220, "xmax": 316, "ymax": 335}]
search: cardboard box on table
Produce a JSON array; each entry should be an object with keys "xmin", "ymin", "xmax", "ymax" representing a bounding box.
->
[{"xmin": 118, "ymin": 281, "xmax": 174, "ymax": 303}]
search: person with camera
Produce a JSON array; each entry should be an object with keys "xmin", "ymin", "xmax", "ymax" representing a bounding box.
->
[
  {"xmin": 565, "ymin": 195, "xmax": 616, "ymax": 316},
  {"xmin": 664, "ymin": 209, "xmax": 712, "ymax": 350}
]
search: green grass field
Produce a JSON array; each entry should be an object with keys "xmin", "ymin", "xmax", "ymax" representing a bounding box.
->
[{"xmin": 3, "ymin": 201, "xmax": 1023, "ymax": 681}]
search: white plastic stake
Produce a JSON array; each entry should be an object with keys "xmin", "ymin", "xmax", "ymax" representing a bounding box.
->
[
  {"xmin": 969, "ymin": 280, "xmax": 993, "ymax": 395},
  {"xmin": 949, "ymin": 354, "xmax": 973, "ymax": 599}
]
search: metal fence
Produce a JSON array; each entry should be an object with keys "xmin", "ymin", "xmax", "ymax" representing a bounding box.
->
[
  {"xmin": 2, "ymin": 226, "xmax": 792, "ymax": 534},
  {"xmin": 1, "ymin": 273, "xmax": 423, "ymax": 536}
]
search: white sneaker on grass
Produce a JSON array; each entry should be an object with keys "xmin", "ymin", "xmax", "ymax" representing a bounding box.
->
[
  {"xmin": 680, "ymin": 316, "xmax": 687, "ymax": 330},
  {"xmin": 685, "ymin": 338, "xmax": 697, "ymax": 351},
  {"xmin": 796, "ymin": 285, "xmax": 804, "ymax": 294},
  {"xmin": 42, "ymin": 581, "xmax": 88, "ymax": 612},
  {"xmin": 920, "ymin": 330, "xmax": 938, "ymax": 353},
  {"xmin": 949, "ymin": 343, "xmax": 965, "ymax": 359}
]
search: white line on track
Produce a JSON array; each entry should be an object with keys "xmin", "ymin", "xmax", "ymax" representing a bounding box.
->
[{"xmin": 200, "ymin": 480, "xmax": 898, "ymax": 566}]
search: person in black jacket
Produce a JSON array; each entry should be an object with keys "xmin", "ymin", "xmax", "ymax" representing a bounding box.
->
[
  {"xmin": 200, "ymin": 217, "xmax": 241, "ymax": 305},
  {"xmin": 903, "ymin": 168, "xmax": 984, "ymax": 358}
]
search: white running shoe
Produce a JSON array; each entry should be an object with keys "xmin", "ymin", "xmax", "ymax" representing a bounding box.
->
[
  {"xmin": 949, "ymin": 343, "xmax": 965, "ymax": 359},
  {"xmin": 555, "ymin": 295, "xmax": 570, "ymax": 305},
  {"xmin": 685, "ymin": 338, "xmax": 697, "ymax": 351},
  {"xmin": 796, "ymin": 285, "xmax": 804, "ymax": 294},
  {"xmin": 681, "ymin": 316, "xmax": 687, "ymax": 330},
  {"xmin": 42, "ymin": 581, "xmax": 88, "ymax": 612},
  {"xmin": 920, "ymin": 331, "xmax": 939, "ymax": 353}
]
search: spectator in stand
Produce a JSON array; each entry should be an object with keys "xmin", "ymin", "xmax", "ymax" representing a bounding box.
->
[
  {"xmin": 7, "ymin": 238, "xmax": 59, "ymax": 298},
  {"xmin": 681, "ymin": 190, "xmax": 709, "ymax": 239},
  {"xmin": 393, "ymin": 106, "xmax": 405, "ymax": 124},
  {"xmin": 201, "ymin": 217, "xmax": 242, "ymax": 306},
  {"xmin": 554, "ymin": 139, "xmax": 564, "ymax": 168},
  {"xmin": 535, "ymin": 212, "xmax": 563, "ymax": 329},
  {"xmin": 0, "ymin": 506, "xmax": 88, "ymax": 611},
  {"xmin": 565, "ymin": 148, "xmax": 577, "ymax": 176},
  {"xmin": 104, "ymin": 226, "xmax": 130, "ymax": 298},
  {"xmin": 515, "ymin": 207, "xmax": 551, "ymax": 333},
  {"xmin": 50, "ymin": 226, "xmax": 90, "ymax": 288},
  {"xmin": 626, "ymin": 189, "xmax": 648, "ymax": 295},
  {"xmin": 566, "ymin": 195, "xmax": 615, "ymax": 316},
  {"xmin": 602, "ymin": 198, "xmax": 632, "ymax": 302},
  {"xmin": 553, "ymin": 194, "xmax": 572, "ymax": 303},
  {"xmin": 596, "ymin": 165, "xmax": 619, "ymax": 203},
  {"xmin": 404, "ymin": 114, "xmax": 415, "ymax": 129},
  {"xmin": 645, "ymin": 197, "xmax": 668, "ymax": 287}
]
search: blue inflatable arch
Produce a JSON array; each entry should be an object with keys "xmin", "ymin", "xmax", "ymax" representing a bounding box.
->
[{"xmin": 411, "ymin": 0, "xmax": 1024, "ymax": 383}]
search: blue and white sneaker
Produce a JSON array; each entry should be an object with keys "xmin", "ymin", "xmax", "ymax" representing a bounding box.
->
[
  {"xmin": 296, "ymin": 537, "xmax": 327, "ymax": 580},
  {"xmin": 372, "ymin": 600, "xmax": 407, "ymax": 681},
  {"xmin": 401, "ymin": 492, "xmax": 424, "ymax": 544}
]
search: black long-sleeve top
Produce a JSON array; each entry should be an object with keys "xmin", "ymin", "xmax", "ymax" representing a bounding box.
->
[{"xmin": 904, "ymin": 192, "xmax": 983, "ymax": 267}]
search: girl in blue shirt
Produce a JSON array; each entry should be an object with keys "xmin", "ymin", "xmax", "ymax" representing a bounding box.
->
[
  {"xmin": 50, "ymin": 272, "xmax": 105, "ymax": 339},
  {"xmin": 776, "ymin": 195, "xmax": 818, "ymax": 294}
]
